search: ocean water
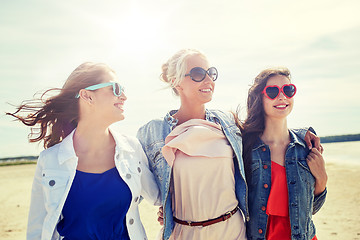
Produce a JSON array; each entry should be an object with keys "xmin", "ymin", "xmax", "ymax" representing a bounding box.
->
[{"xmin": 322, "ymin": 141, "xmax": 360, "ymax": 165}]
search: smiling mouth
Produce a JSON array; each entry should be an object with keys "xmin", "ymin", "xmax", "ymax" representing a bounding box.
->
[
  {"xmin": 114, "ymin": 103, "xmax": 124, "ymax": 110},
  {"xmin": 199, "ymin": 88, "xmax": 213, "ymax": 93},
  {"xmin": 274, "ymin": 104, "xmax": 288, "ymax": 109}
]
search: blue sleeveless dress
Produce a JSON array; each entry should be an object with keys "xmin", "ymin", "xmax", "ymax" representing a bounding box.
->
[{"xmin": 57, "ymin": 167, "xmax": 132, "ymax": 240}]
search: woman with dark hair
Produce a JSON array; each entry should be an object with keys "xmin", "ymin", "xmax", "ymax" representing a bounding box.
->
[
  {"xmin": 236, "ymin": 67, "xmax": 327, "ymax": 240},
  {"xmin": 7, "ymin": 62, "xmax": 160, "ymax": 240}
]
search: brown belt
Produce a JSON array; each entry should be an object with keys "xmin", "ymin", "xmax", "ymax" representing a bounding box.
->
[{"xmin": 173, "ymin": 206, "xmax": 239, "ymax": 227}]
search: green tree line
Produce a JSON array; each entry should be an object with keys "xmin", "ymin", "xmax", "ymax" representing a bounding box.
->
[{"xmin": 320, "ymin": 134, "xmax": 360, "ymax": 143}]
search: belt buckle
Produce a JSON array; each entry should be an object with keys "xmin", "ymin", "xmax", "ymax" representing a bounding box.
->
[
  {"xmin": 224, "ymin": 210, "xmax": 232, "ymax": 220},
  {"xmin": 187, "ymin": 221, "xmax": 192, "ymax": 226}
]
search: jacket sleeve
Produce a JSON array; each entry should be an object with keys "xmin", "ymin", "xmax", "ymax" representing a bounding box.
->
[
  {"xmin": 292, "ymin": 127, "xmax": 326, "ymax": 214},
  {"xmin": 313, "ymin": 187, "xmax": 327, "ymax": 214},
  {"xmin": 26, "ymin": 153, "xmax": 46, "ymax": 240},
  {"xmin": 138, "ymin": 142, "xmax": 161, "ymax": 206}
]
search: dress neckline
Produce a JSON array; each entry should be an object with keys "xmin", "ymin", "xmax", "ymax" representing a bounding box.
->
[
  {"xmin": 76, "ymin": 167, "xmax": 116, "ymax": 175},
  {"xmin": 271, "ymin": 161, "xmax": 285, "ymax": 168}
]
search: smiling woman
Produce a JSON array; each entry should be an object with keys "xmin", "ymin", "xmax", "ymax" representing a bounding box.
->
[
  {"xmin": 6, "ymin": 62, "xmax": 160, "ymax": 240},
  {"xmin": 136, "ymin": 49, "xmax": 248, "ymax": 240},
  {"xmin": 238, "ymin": 67, "xmax": 327, "ymax": 240}
]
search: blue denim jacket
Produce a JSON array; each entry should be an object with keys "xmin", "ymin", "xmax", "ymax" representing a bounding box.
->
[
  {"xmin": 136, "ymin": 109, "xmax": 248, "ymax": 240},
  {"xmin": 246, "ymin": 129, "xmax": 327, "ymax": 240}
]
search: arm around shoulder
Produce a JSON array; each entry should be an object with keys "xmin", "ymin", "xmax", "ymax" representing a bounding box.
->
[
  {"xmin": 291, "ymin": 127, "xmax": 315, "ymax": 141},
  {"xmin": 292, "ymin": 127, "xmax": 323, "ymax": 151}
]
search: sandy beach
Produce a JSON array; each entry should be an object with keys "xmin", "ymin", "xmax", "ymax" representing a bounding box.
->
[
  {"xmin": 0, "ymin": 164, "xmax": 162, "ymax": 240},
  {"xmin": 1, "ymin": 150, "xmax": 359, "ymax": 239}
]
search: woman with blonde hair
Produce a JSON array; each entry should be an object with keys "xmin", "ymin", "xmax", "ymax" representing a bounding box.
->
[{"xmin": 8, "ymin": 62, "xmax": 160, "ymax": 240}]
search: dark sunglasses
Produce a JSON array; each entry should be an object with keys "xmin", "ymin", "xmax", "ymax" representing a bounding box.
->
[
  {"xmin": 185, "ymin": 67, "xmax": 218, "ymax": 82},
  {"xmin": 262, "ymin": 84, "xmax": 296, "ymax": 100}
]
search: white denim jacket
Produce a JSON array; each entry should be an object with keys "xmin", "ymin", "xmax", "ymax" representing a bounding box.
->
[{"xmin": 26, "ymin": 127, "xmax": 160, "ymax": 240}]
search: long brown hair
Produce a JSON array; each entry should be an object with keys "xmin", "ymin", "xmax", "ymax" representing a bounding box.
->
[
  {"xmin": 7, "ymin": 62, "xmax": 115, "ymax": 149},
  {"xmin": 234, "ymin": 67, "xmax": 291, "ymax": 182}
]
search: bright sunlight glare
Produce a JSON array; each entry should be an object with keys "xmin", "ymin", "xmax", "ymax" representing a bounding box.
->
[{"xmin": 106, "ymin": 7, "xmax": 164, "ymax": 56}]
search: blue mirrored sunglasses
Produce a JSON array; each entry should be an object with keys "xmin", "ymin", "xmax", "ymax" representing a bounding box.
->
[{"xmin": 75, "ymin": 82, "xmax": 124, "ymax": 98}]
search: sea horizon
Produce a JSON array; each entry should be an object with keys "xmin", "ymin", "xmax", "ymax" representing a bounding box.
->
[{"xmin": 1, "ymin": 141, "xmax": 359, "ymax": 166}]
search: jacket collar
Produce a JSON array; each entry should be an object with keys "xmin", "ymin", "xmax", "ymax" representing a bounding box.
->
[
  {"xmin": 205, "ymin": 109, "xmax": 222, "ymax": 125},
  {"xmin": 58, "ymin": 127, "xmax": 134, "ymax": 165},
  {"xmin": 252, "ymin": 138, "xmax": 266, "ymax": 151},
  {"xmin": 289, "ymin": 129, "xmax": 306, "ymax": 148},
  {"xmin": 109, "ymin": 126, "xmax": 135, "ymax": 153},
  {"xmin": 58, "ymin": 129, "xmax": 77, "ymax": 165},
  {"xmin": 252, "ymin": 129, "xmax": 306, "ymax": 151},
  {"xmin": 164, "ymin": 110, "xmax": 179, "ymax": 128}
]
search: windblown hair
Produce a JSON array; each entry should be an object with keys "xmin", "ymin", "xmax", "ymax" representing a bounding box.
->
[
  {"xmin": 234, "ymin": 67, "xmax": 291, "ymax": 182},
  {"xmin": 160, "ymin": 49, "xmax": 207, "ymax": 95},
  {"xmin": 7, "ymin": 62, "xmax": 115, "ymax": 149}
]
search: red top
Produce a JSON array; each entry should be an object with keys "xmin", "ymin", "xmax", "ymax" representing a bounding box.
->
[{"xmin": 266, "ymin": 161, "xmax": 317, "ymax": 240}]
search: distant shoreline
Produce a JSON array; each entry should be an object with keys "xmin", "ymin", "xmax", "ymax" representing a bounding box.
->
[
  {"xmin": 0, "ymin": 156, "xmax": 37, "ymax": 166},
  {"xmin": 320, "ymin": 134, "xmax": 360, "ymax": 143},
  {"xmin": 1, "ymin": 138, "xmax": 359, "ymax": 166}
]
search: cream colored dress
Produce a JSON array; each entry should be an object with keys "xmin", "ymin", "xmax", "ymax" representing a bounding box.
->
[{"xmin": 162, "ymin": 119, "xmax": 247, "ymax": 240}]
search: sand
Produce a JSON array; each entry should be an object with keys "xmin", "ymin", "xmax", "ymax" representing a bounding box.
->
[{"xmin": 0, "ymin": 162, "xmax": 359, "ymax": 240}]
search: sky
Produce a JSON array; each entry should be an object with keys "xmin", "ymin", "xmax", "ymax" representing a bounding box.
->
[{"xmin": 0, "ymin": 0, "xmax": 359, "ymax": 158}]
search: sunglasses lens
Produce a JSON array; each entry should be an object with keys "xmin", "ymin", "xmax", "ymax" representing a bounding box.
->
[
  {"xmin": 114, "ymin": 83, "xmax": 122, "ymax": 96},
  {"xmin": 190, "ymin": 67, "xmax": 206, "ymax": 82},
  {"xmin": 208, "ymin": 67, "xmax": 218, "ymax": 81},
  {"xmin": 283, "ymin": 85, "xmax": 296, "ymax": 98},
  {"xmin": 265, "ymin": 87, "xmax": 279, "ymax": 99}
]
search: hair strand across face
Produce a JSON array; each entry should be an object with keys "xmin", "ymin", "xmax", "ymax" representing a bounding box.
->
[{"xmin": 6, "ymin": 62, "xmax": 115, "ymax": 148}]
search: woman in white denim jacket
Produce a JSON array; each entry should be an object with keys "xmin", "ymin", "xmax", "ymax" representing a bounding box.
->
[{"xmin": 8, "ymin": 62, "xmax": 160, "ymax": 240}]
